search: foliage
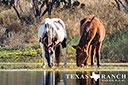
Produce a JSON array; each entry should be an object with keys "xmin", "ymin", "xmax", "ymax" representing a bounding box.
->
[
  {"xmin": 0, "ymin": 0, "xmax": 128, "ymax": 63},
  {"xmin": 0, "ymin": 28, "xmax": 128, "ymax": 63}
]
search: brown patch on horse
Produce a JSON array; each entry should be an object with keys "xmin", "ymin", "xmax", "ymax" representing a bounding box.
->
[
  {"xmin": 54, "ymin": 23, "xmax": 59, "ymax": 30},
  {"xmin": 54, "ymin": 20, "xmax": 64, "ymax": 30},
  {"xmin": 54, "ymin": 20, "xmax": 64, "ymax": 27},
  {"xmin": 73, "ymin": 16, "xmax": 105, "ymax": 67}
]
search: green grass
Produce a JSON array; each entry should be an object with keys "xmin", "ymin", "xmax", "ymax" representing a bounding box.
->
[
  {"xmin": 101, "ymin": 28, "xmax": 128, "ymax": 63},
  {"xmin": 0, "ymin": 28, "xmax": 128, "ymax": 63},
  {"xmin": 0, "ymin": 35, "xmax": 80, "ymax": 63}
]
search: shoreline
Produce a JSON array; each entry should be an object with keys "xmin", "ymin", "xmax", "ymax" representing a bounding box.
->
[{"xmin": 0, "ymin": 63, "xmax": 128, "ymax": 71}]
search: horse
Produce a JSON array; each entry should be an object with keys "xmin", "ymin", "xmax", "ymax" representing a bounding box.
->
[
  {"xmin": 38, "ymin": 18, "xmax": 67, "ymax": 68},
  {"xmin": 72, "ymin": 16, "xmax": 105, "ymax": 67}
]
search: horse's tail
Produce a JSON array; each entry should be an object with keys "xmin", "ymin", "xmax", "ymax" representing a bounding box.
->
[{"xmin": 55, "ymin": 45, "xmax": 61, "ymax": 66}]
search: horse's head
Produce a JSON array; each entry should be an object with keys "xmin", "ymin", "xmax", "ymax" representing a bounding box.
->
[
  {"xmin": 41, "ymin": 22, "xmax": 57, "ymax": 67},
  {"xmin": 44, "ymin": 45, "xmax": 54, "ymax": 67},
  {"xmin": 72, "ymin": 45, "xmax": 88, "ymax": 67}
]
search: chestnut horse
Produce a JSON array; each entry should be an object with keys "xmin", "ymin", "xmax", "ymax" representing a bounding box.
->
[{"xmin": 72, "ymin": 16, "xmax": 105, "ymax": 67}]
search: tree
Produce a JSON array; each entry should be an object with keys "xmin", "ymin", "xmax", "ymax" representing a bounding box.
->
[
  {"xmin": 114, "ymin": 0, "xmax": 128, "ymax": 12},
  {"xmin": 0, "ymin": 0, "xmax": 84, "ymax": 24}
]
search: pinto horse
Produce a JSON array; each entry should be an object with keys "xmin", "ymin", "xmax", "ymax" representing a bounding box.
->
[
  {"xmin": 72, "ymin": 16, "xmax": 105, "ymax": 67},
  {"xmin": 38, "ymin": 18, "xmax": 67, "ymax": 68}
]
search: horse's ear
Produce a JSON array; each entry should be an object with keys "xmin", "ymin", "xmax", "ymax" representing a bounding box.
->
[
  {"xmin": 72, "ymin": 45, "xmax": 77, "ymax": 49},
  {"xmin": 88, "ymin": 16, "xmax": 95, "ymax": 22}
]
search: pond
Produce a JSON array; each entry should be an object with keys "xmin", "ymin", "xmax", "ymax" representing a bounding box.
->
[{"xmin": 0, "ymin": 71, "xmax": 128, "ymax": 85}]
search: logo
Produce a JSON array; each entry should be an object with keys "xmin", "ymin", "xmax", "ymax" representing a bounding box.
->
[
  {"xmin": 90, "ymin": 72, "xmax": 100, "ymax": 81},
  {"xmin": 66, "ymin": 72, "xmax": 100, "ymax": 80},
  {"xmin": 66, "ymin": 72, "xmax": 127, "ymax": 83}
]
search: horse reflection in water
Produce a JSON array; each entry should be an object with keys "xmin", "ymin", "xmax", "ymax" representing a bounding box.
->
[
  {"xmin": 42, "ymin": 71, "xmax": 100, "ymax": 85},
  {"xmin": 42, "ymin": 71, "xmax": 66, "ymax": 85}
]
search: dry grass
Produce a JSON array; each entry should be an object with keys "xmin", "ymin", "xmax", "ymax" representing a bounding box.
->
[
  {"xmin": 48, "ymin": 0, "xmax": 128, "ymax": 38},
  {"xmin": 1, "ymin": 63, "xmax": 128, "ymax": 71},
  {"xmin": 0, "ymin": 0, "xmax": 128, "ymax": 46},
  {"xmin": 0, "ymin": 8, "xmax": 37, "ymax": 47}
]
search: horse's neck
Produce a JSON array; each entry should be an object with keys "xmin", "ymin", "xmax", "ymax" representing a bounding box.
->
[{"xmin": 78, "ymin": 31, "xmax": 89, "ymax": 50}]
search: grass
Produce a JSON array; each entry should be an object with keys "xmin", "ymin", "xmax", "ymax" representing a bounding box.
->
[
  {"xmin": 1, "ymin": 0, "xmax": 128, "ymax": 46},
  {"xmin": 0, "ymin": 0, "xmax": 128, "ymax": 63},
  {"xmin": 0, "ymin": 63, "xmax": 128, "ymax": 71},
  {"xmin": 101, "ymin": 28, "xmax": 128, "ymax": 62},
  {"xmin": 0, "ymin": 28, "xmax": 128, "ymax": 63}
]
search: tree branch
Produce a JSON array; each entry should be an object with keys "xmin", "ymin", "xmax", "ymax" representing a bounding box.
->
[
  {"xmin": 118, "ymin": 0, "xmax": 128, "ymax": 12},
  {"xmin": 12, "ymin": 4, "xmax": 23, "ymax": 23},
  {"xmin": 32, "ymin": 0, "xmax": 40, "ymax": 17},
  {"xmin": 114, "ymin": 0, "xmax": 121, "ymax": 10},
  {"xmin": 40, "ymin": 0, "xmax": 56, "ymax": 18},
  {"xmin": 39, "ymin": 0, "xmax": 46, "ymax": 15},
  {"xmin": 125, "ymin": 0, "xmax": 128, "ymax": 6}
]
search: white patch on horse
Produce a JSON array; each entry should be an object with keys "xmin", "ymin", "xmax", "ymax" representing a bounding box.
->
[
  {"xmin": 38, "ymin": 18, "xmax": 67, "ymax": 67},
  {"xmin": 38, "ymin": 22, "xmax": 46, "ymax": 40}
]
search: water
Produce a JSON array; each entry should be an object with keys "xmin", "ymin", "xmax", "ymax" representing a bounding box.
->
[{"xmin": 0, "ymin": 71, "xmax": 128, "ymax": 85}]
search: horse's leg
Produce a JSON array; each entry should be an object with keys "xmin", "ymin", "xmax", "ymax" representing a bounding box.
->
[
  {"xmin": 83, "ymin": 28, "xmax": 97, "ymax": 66},
  {"xmin": 88, "ymin": 45, "xmax": 92, "ymax": 64},
  {"xmin": 55, "ymin": 45, "xmax": 60, "ymax": 66},
  {"xmin": 40, "ymin": 42, "xmax": 45, "ymax": 68},
  {"xmin": 61, "ymin": 38, "xmax": 67, "ymax": 66},
  {"xmin": 91, "ymin": 45, "xmax": 96, "ymax": 66},
  {"xmin": 52, "ymin": 50, "xmax": 55, "ymax": 66},
  {"xmin": 48, "ymin": 50, "xmax": 53, "ymax": 67},
  {"xmin": 62, "ymin": 48, "xmax": 66, "ymax": 66},
  {"xmin": 84, "ymin": 45, "xmax": 91, "ymax": 66},
  {"xmin": 96, "ymin": 42, "xmax": 102, "ymax": 67}
]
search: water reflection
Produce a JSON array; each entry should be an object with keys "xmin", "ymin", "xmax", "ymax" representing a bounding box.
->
[
  {"xmin": 42, "ymin": 71, "xmax": 67, "ymax": 85},
  {"xmin": 0, "ymin": 71, "xmax": 127, "ymax": 85},
  {"xmin": 30, "ymin": 71, "xmax": 100, "ymax": 85}
]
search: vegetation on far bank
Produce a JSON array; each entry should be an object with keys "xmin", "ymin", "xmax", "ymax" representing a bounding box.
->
[
  {"xmin": 0, "ymin": 0, "xmax": 128, "ymax": 63},
  {"xmin": 0, "ymin": 28, "xmax": 128, "ymax": 63}
]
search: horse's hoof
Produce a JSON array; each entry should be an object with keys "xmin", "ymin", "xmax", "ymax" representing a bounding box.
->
[
  {"xmin": 77, "ymin": 64, "xmax": 82, "ymax": 67},
  {"xmin": 64, "ymin": 65, "xmax": 67, "ymax": 68},
  {"xmin": 91, "ymin": 65, "xmax": 94, "ymax": 67},
  {"xmin": 48, "ymin": 65, "xmax": 52, "ymax": 68},
  {"xmin": 43, "ymin": 66, "xmax": 45, "ymax": 68},
  {"xmin": 91, "ymin": 63, "xmax": 94, "ymax": 66},
  {"xmin": 48, "ymin": 63, "xmax": 53, "ymax": 68},
  {"xmin": 64, "ymin": 63, "xmax": 67, "ymax": 67},
  {"xmin": 81, "ymin": 64, "xmax": 84, "ymax": 67},
  {"xmin": 86, "ymin": 65, "xmax": 88, "ymax": 68},
  {"xmin": 84, "ymin": 63, "xmax": 88, "ymax": 66},
  {"xmin": 52, "ymin": 66, "xmax": 55, "ymax": 68},
  {"xmin": 56, "ymin": 63, "xmax": 59, "ymax": 67},
  {"xmin": 97, "ymin": 64, "xmax": 100, "ymax": 67}
]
